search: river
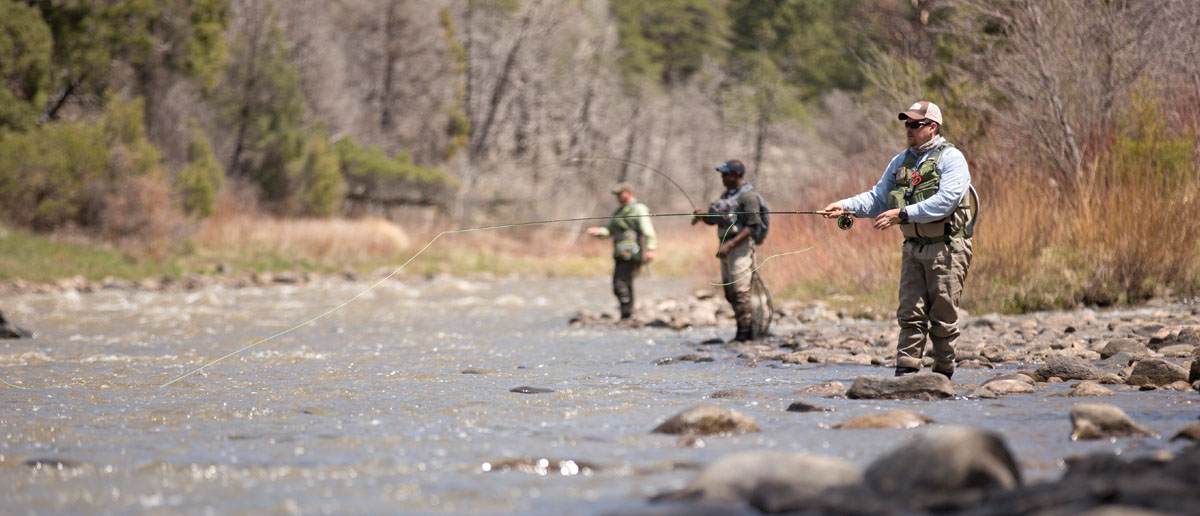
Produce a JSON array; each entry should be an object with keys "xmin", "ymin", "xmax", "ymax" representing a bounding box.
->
[{"xmin": 1, "ymin": 276, "xmax": 1195, "ymax": 515}]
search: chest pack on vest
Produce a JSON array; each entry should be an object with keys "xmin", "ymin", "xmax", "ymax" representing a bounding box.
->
[
  {"xmin": 886, "ymin": 141, "xmax": 977, "ymax": 245},
  {"xmin": 707, "ymin": 185, "xmax": 769, "ymax": 244},
  {"xmin": 611, "ymin": 202, "xmax": 646, "ymax": 261}
]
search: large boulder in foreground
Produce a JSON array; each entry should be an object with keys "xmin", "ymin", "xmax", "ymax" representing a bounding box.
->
[
  {"xmin": 863, "ymin": 426, "xmax": 1021, "ymax": 508},
  {"xmin": 847, "ymin": 372, "xmax": 956, "ymax": 400},
  {"xmin": 652, "ymin": 452, "xmax": 862, "ymax": 512},
  {"xmin": 964, "ymin": 444, "xmax": 1200, "ymax": 515},
  {"xmin": 651, "ymin": 405, "xmax": 760, "ymax": 436},
  {"xmin": 1036, "ymin": 353, "xmax": 1105, "ymax": 381},
  {"xmin": 1069, "ymin": 403, "xmax": 1158, "ymax": 440}
]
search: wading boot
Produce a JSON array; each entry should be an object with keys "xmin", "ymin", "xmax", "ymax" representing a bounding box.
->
[
  {"xmin": 732, "ymin": 325, "xmax": 754, "ymax": 343},
  {"xmin": 895, "ymin": 366, "xmax": 919, "ymax": 377},
  {"xmin": 933, "ymin": 368, "xmax": 954, "ymax": 380},
  {"xmin": 619, "ymin": 302, "xmax": 633, "ymax": 321}
]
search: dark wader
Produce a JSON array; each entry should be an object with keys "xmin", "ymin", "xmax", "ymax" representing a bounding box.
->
[{"xmin": 613, "ymin": 258, "xmax": 641, "ymax": 319}]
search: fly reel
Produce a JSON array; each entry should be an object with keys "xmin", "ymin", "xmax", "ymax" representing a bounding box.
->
[{"xmin": 837, "ymin": 213, "xmax": 854, "ymax": 230}]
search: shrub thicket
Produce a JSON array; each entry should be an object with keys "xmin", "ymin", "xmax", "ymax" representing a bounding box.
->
[{"xmin": 177, "ymin": 126, "xmax": 224, "ymax": 218}]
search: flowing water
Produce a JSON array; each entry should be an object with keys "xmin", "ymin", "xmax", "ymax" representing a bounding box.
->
[{"xmin": 1, "ymin": 276, "xmax": 1196, "ymax": 515}]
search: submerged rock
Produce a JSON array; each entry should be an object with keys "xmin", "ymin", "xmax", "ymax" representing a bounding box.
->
[
  {"xmin": 481, "ymin": 457, "xmax": 600, "ymax": 475},
  {"xmin": 24, "ymin": 458, "xmax": 81, "ymax": 470},
  {"xmin": 651, "ymin": 405, "xmax": 760, "ymax": 436},
  {"xmin": 846, "ymin": 372, "xmax": 956, "ymax": 400},
  {"xmin": 509, "ymin": 386, "xmax": 554, "ymax": 394},
  {"xmin": 831, "ymin": 409, "xmax": 931, "ymax": 430},
  {"xmin": 786, "ymin": 401, "xmax": 832, "ymax": 413},
  {"xmin": 1069, "ymin": 403, "xmax": 1158, "ymax": 440}
]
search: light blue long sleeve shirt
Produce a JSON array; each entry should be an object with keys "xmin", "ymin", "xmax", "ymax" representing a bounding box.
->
[{"xmin": 840, "ymin": 143, "xmax": 971, "ymax": 222}]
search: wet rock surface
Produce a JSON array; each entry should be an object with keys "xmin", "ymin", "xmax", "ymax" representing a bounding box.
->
[
  {"xmin": 651, "ymin": 405, "xmax": 761, "ymax": 436},
  {"xmin": 847, "ymin": 372, "xmax": 956, "ymax": 400},
  {"xmin": 1069, "ymin": 403, "xmax": 1159, "ymax": 440},
  {"xmin": 651, "ymin": 426, "xmax": 1200, "ymax": 516},
  {"xmin": 651, "ymin": 452, "xmax": 862, "ymax": 509},
  {"xmin": 573, "ymin": 293, "xmax": 1199, "ymax": 402},
  {"xmin": 614, "ymin": 297, "xmax": 1200, "ymax": 515},
  {"xmin": 830, "ymin": 409, "xmax": 931, "ymax": 430}
]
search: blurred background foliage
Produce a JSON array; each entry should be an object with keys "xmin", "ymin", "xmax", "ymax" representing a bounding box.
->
[{"xmin": 0, "ymin": 0, "xmax": 1197, "ymax": 312}]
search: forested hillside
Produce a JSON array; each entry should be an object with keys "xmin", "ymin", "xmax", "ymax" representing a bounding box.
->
[{"xmin": 2, "ymin": 0, "xmax": 1198, "ymax": 310}]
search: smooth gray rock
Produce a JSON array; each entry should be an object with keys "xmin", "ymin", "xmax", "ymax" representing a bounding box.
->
[
  {"xmin": 1036, "ymin": 353, "xmax": 1105, "ymax": 381},
  {"xmin": 651, "ymin": 405, "xmax": 761, "ymax": 436},
  {"xmin": 652, "ymin": 451, "xmax": 861, "ymax": 510},
  {"xmin": 863, "ymin": 426, "xmax": 1020, "ymax": 507},
  {"xmin": 847, "ymin": 372, "xmax": 956, "ymax": 400},
  {"xmin": 1099, "ymin": 338, "xmax": 1150, "ymax": 359},
  {"xmin": 974, "ymin": 375, "xmax": 1037, "ymax": 398},
  {"xmin": 1069, "ymin": 403, "xmax": 1158, "ymax": 440},
  {"xmin": 1149, "ymin": 326, "xmax": 1200, "ymax": 350},
  {"xmin": 791, "ymin": 381, "xmax": 846, "ymax": 395},
  {"xmin": 1069, "ymin": 381, "xmax": 1114, "ymax": 397},
  {"xmin": 1126, "ymin": 358, "xmax": 1189, "ymax": 386}
]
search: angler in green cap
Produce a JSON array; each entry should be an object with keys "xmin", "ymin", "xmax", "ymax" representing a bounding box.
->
[
  {"xmin": 823, "ymin": 101, "xmax": 977, "ymax": 379},
  {"xmin": 587, "ymin": 182, "xmax": 657, "ymax": 320}
]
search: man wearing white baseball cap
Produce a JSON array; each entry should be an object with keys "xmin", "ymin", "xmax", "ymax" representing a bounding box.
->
[{"xmin": 822, "ymin": 100, "xmax": 977, "ymax": 379}]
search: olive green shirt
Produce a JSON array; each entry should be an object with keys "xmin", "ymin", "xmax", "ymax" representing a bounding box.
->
[{"xmin": 595, "ymin": 200, "xmax": 657, "ymax": 260}]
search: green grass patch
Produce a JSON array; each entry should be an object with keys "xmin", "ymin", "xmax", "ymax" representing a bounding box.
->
[{"xmin": 0, "ymin": 228, "xmax": 181, "ymax": 282}]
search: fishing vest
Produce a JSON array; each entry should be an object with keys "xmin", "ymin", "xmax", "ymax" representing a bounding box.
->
[
  {"xmin": 610, "ymin": 202, "xmax": 647, "ymax": 261},
  {"xmin": 708, "ymin": 184, "xmax": 768, "ymax": 244},
  {"xmin": 886, "ymin": 141, "xmax": 973, "ymax": 245}
]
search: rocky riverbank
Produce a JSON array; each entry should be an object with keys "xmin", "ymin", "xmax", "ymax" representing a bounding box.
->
[{"xmin": 574, "ymin": 293, "xmax": 1199, "ymax": 515}]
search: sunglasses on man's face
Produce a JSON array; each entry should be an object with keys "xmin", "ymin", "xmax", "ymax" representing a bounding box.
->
[{"xmin": 904, "ymin": 120, "xmax": 933, "ymax": 129}]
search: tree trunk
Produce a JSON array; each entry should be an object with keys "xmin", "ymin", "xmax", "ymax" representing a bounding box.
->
[
  {"xmin": 469, "ymin": 12, "xmax": 530, "ymax": 161},
  {"xmin": 379, "ymin": 1, "xmax": 400, "ymax": 133}
]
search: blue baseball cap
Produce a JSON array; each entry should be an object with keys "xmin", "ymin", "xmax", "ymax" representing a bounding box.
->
[{"xmin": 715, "ymin": 160, "xmax": 745, "ymax": 175}]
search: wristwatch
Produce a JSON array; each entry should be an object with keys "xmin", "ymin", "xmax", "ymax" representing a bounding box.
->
[{"xmin": 898, "ymin": 208, "xmax": 909, "ymax": 223}]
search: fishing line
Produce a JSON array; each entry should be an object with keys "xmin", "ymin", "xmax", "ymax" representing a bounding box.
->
[
  {"xmin": 159, "ymin": 210, "xmax": 846, "ymax": 387},
  {"xmin": 565, "ymin": 156, "xmax": 699, "ymax": 210}
]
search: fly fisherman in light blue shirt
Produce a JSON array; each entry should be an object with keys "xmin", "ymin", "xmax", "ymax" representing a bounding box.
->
[{"xmin": 823, "ymin": 100, "xmax": 977, "ymax": 380}]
